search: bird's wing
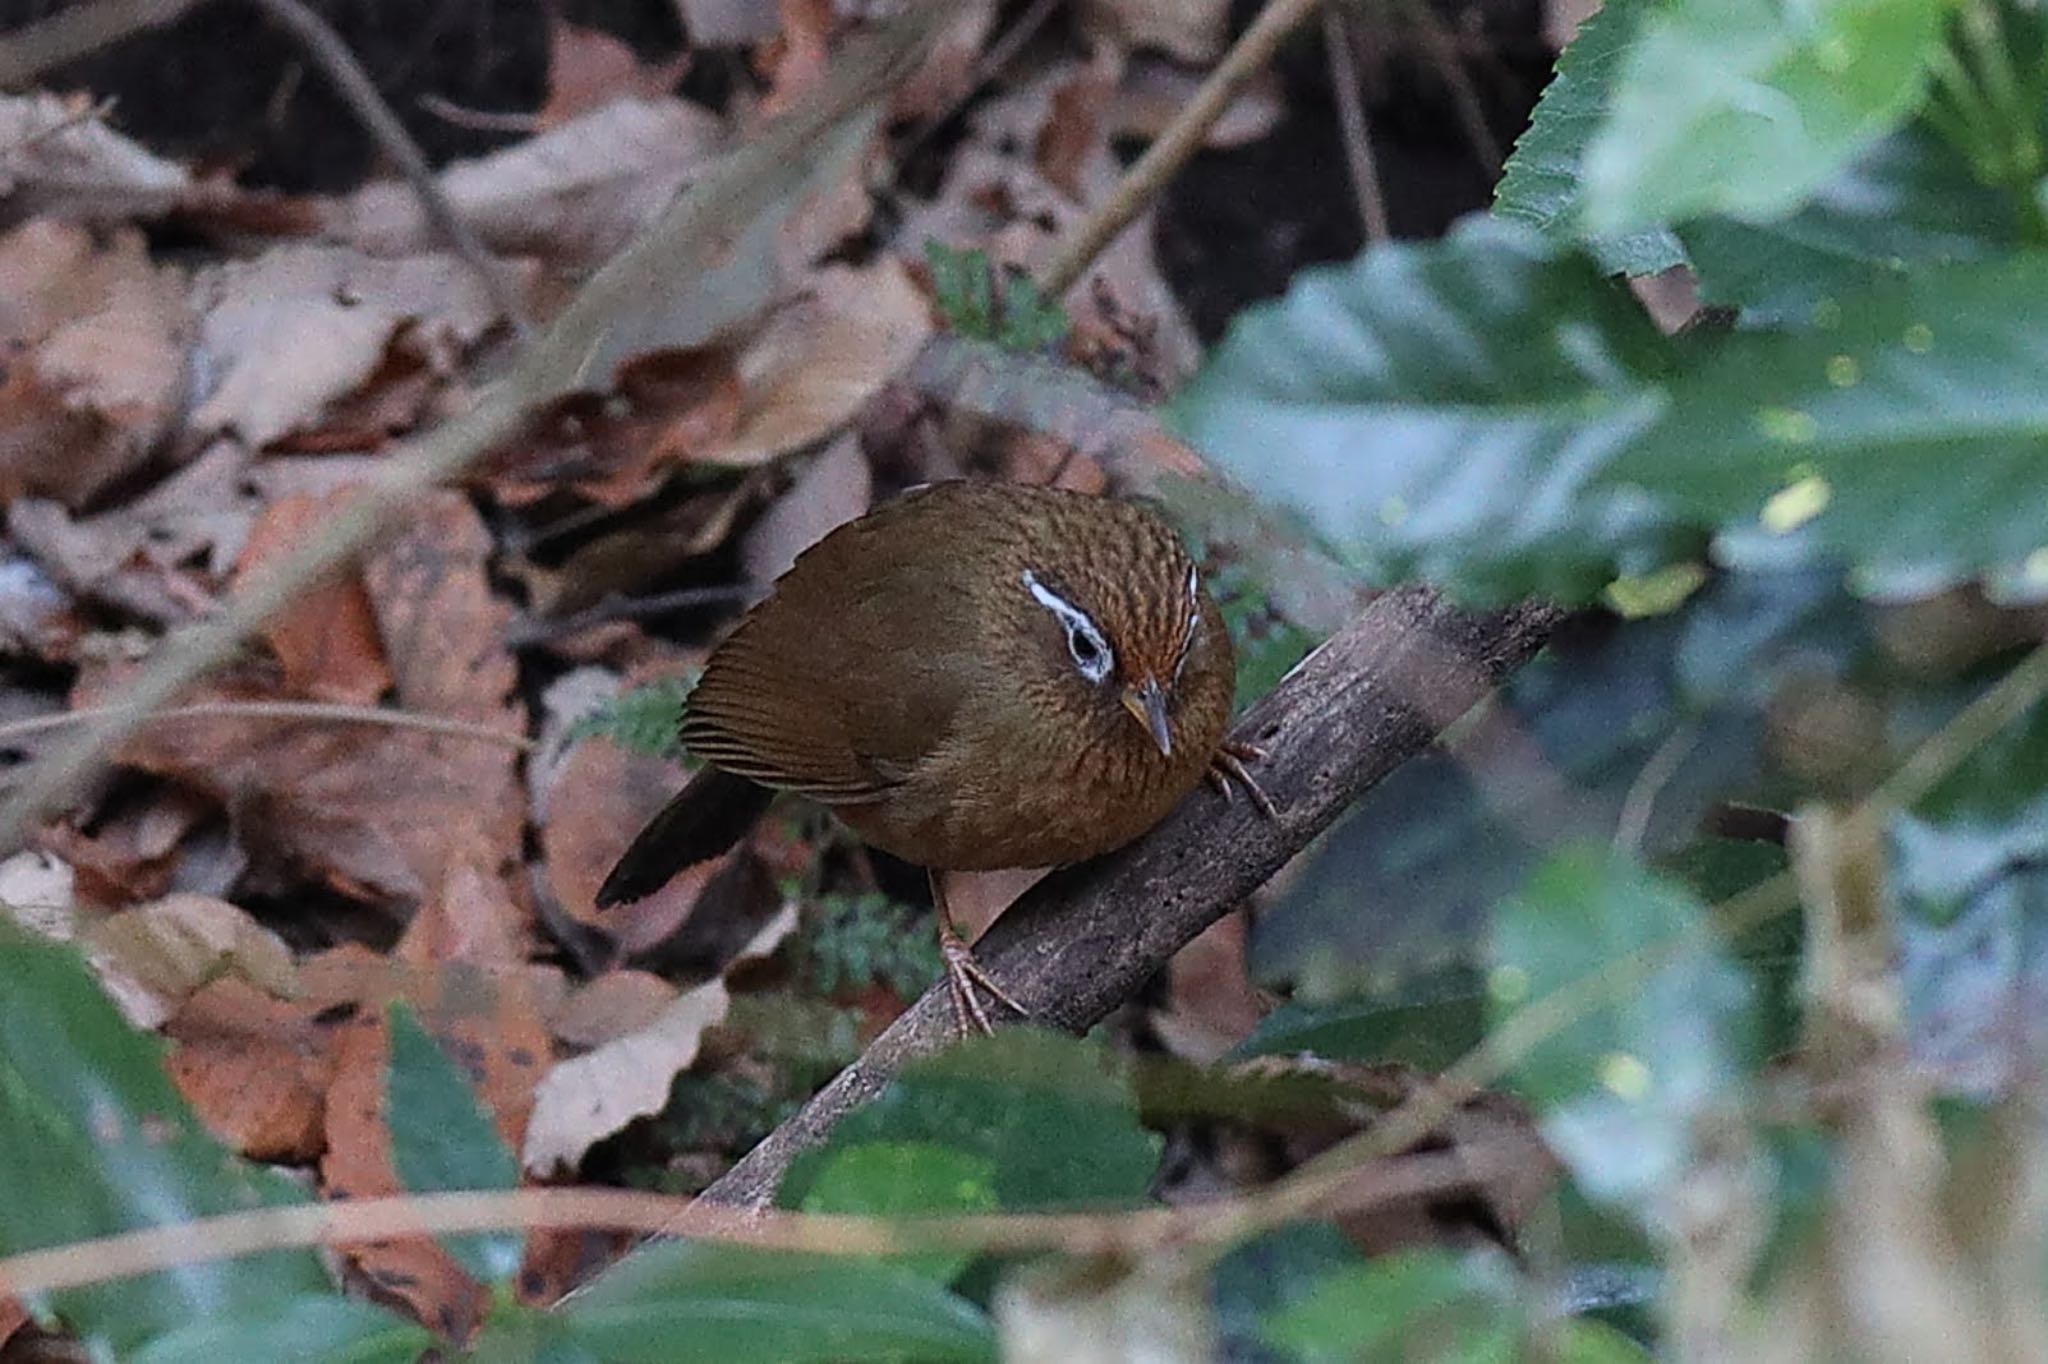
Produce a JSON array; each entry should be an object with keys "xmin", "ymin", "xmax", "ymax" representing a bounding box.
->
[{"xmin": 679, "ymin": 495, "xmax": 975, "ymax": 803}]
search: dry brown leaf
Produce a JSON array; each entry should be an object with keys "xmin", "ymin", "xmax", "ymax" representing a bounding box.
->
[
  {"xmin": 741, "ymin": 430, "xmax": 871, "ymax": 590},
  {"xmin": 676, "ymin": 0, "xmax": 783, "ymax": 46},
  {"xmin": 165, "ymin": 975, "xmax": 333, "ymax": 1162},
  {"xmin": 83, "ymin": 891, "xmax": 297, "ymax": 1030},
  {"xmin": 522, "ymin": 977, "xmax": 729, "ymax": 1176},
  {"xmin": 0, "ymin": 92, "xmax": 190, "ymax": 222},
  {"xmin": 322, "ymin": 863, "xmax": 551, "ymax": 1339},
  {"xmin": 336, "ymin": 97, "xmax": 725, "ymax": 268},
  {"xmin": 84, "ymin": 495, "xmax": 525, "ymax": 905},
  {"xmin": 1036, "ymin": 45, "xmax": 1124, "ymax": 201},
  {"xmin": 189, "ymin": 245, "xmax": 504, "ymax": 448},
  {"xmin": 0, "ymin": 220, "xmax": 187, "ymax": 510},
  {"xmin": 481, "ymin": 347, "xmax": 744, "ymax": 509},
  {"xmin": 0, "ymin": 848, "xmax": 76, "ymax": 940},
  {"xmin": 759, "ymin": 0, "xmax": 837, "ymax": 115},
  {"xmin": 889, "ymin": 0, "xmax": 997, "ymax": 122},
  {"xmin": 540, "ymin": 700, "xmax": 712, "ymax": 950},
  {"xmin": 1151, "ymin": 911, "xmax": 1266, "ymax": 1063},
  {"xmin": 539, "ymin": 18, "xmax": 691, "ymax": 128},
  {"xmin": 547, "ymin": 968, "xmax": 679, "ymax": 1048},
  {"xmin": 1077, "ymin": 0, "xmax": 1229, "ymax": 62},
  {"xmin": 716, "ymin": 258, "xmax": 933, "ymax": 467},
  {"xmin": 233, "ymin": 491, "xmax": 393, "ymax": 705},
  {"xmin": 36, "ymin": 785, "xmax": 212, "ymax": 906},
  {"xmin": 0, "ymin": 1295, "xmax": 25, "ymax": 1354}
]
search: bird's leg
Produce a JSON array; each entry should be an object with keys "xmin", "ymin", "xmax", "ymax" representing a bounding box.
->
[
  {"xmin": 1206, "ymin": 738, "xmax": 1277, "ymax": 818},
  {"xmin": 931, "ymin": 869, "xmax": 1029, "ymax": 1037}
]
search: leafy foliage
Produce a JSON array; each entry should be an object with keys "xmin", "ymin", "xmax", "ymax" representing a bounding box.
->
[
  {"xmin": 924, "ymin": 241, "xmax": 1069, "ymax": 353},
  {"xmin": 384, "ymin": 1002, "xmax": 524, "ymax": 1285},
  {"xmin": 570, "ymin": 677, "xmax": 693, "ymax": 759},
  {"xmin": 540, "ymin": 1242, "xmax": 996, "ymax": 1363},
  {"xmin": 0, "ymin": 919, "xmax": 332, "ymax": 1356},
  {"xmin": 777, "ymin": 1031, "xmax": 1161, "ymax": 1213},
  {"xmin": 1491, "ymin": 849, "xmax": 1755, "ymax": 1216},
  {"xmin": 127, "ymin": 1296, "xmax": 432, "ymax": 1364},
  {"xmin": 795, "ymin": 891, "xmax": 943, "ymax": 1000},
  {"xmin": 1493, "ymin": 0, "xmax": 1686, "ymax": 274},
  {"xmin": 1580, "ymin": 0, "xmax": 1949, "ymax": 234}
]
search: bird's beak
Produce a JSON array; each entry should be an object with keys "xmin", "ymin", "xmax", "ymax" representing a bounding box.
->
[{"xmin": 1121, "ymin": 679, "xmax": 1173, "ymax": 757}]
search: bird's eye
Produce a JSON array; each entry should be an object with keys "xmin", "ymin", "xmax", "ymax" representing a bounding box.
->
[
  {"xmin": 1022, "ymin": 568, "xmax": 1114, "ymax": 685},
  {"xmin": 1064, "ymin": 619, "xmax": 1111, "ymax": 682}
]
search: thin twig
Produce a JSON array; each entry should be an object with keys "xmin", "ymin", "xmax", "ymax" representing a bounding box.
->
[
  {"xmin": 243, "ymin": 0, "xmax": 534, "ymax": 341},
  {"xmin": 1613, "ymin": 720, "xmax": 1699, "ymax": 856},
  {"xmin": 1874, "ymin": 639, "xmax": 2048, "ymax": 811},
  {"xmin": 0, "ymin": 1148, "xmax": 1493, "ymax": 1299},
  {"xmin": 0, "ymin": 701, "xmax": 532, "ymax": 751},
  {"xmin": 1392, "ymin": 0, "xmax": 1502, "ymax": 176},
  {"xmin": 505, "ymin": 585, "xmax": 755, "ymax": 649},
  {"xmin": 1322, "ymin": 3, "xmax": 1390, "ymax": 244},
  {"xmin": 1038, "ymin": 0, "xmax": 1325, "ymax": 297},
  {"xmin": 0, "ymin": 0, "xmax": 201, "ymax": 88},
  {"xmin": 416, "ymin": 91, "xmax": 542, "ymax": 135}
]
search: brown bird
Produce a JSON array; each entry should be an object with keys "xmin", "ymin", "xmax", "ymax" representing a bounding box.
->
[{"xmin": 596, "ymin": 479, "xmax": 1267, "ymax": 1031}]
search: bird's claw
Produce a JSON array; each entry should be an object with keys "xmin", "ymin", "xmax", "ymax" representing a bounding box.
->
[
  {"xmin": 939, "ymin": 924, "xmax": 1029, "ymax": 1037},
  {"xmin": 1207, "ymin": 739, "xmax": 1276, "ymax": 818}
]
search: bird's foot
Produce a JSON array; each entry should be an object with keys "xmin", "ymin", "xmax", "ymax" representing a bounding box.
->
[
  {"xmin": 938, "ymin": 922, "xmax": 1029, "ymax": 1037},
  {"xmin": 1206, "ymin": 739, "xmax": 1277, "ymax": 818}
]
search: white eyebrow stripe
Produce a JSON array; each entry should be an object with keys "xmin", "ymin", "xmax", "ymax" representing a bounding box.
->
[{"xmin": 1022, "ymin": 568, "xmax": 1113, "ymax": 683}]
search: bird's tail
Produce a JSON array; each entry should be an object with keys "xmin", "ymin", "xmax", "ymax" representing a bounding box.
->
[{"xmin": 594, "ymin": 766, "xmax": 774, "ymax": 907}]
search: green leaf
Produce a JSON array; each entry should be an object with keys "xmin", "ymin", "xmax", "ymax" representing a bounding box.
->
[
  {"xmin": 128, "ymin": 1294, "xmax": 433, "ymax": 1364},
  {"xmin": 799, "ymin": 1141, "xmax": 998, "ymax": 1283},
  {"xmin": 554, "ymin": 1242, "xmax": 996, "ymax": 1363},
  {"xmin": 1170, "ymin": 217, "xmax": 1684, "ymax": 603},
  {"xmin": 385, "ymin": 1002, "xmax": 523, "ymax": 1285},
  {"xmin": 1258, "ymin": 1249, "xmax": 1518, "ymax": 1363},
  {"xmin": 569, "ymin": 678, "xmax": 693, "ymax": 759},
  {"xmin": 1602, "ymin": 252, "xmax": 2048, "ymax": 593},
  {"xmin": 1490, "ymin": 849, "xmax": 1755, "ymax": 1216},
  {"xmin": 778, "ymin": 1030, "xmax": 1161, "ymax": 1211},
  {"xmin": 1580, "ymin": 0, "xmax": 1950, "ymax": 234},
  {"xmin": 1680, "ymin": 122, "xmax": 2017, "ymax": 320},
  {"xmin": 924, "ymin": 240, "xmax": 1067, "ymax": 353},
  {"xmin": 1493, "ymin": 0, "xmax": 1687, "ymax": 275},
  {"xmin": 0, "ymin": 920, "xmax": 330, "ymax": 1354}
]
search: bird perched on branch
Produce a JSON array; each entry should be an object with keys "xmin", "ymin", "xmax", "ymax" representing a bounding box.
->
[{"xmin": 598, "ymin": 479, "xmax": 1267, "ymax": 1032}]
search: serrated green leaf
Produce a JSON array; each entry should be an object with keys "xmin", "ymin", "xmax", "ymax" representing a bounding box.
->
[
  {"xmin": 1490, "ymin": 849, "xmax": 1755, "ymax": 1216},
  {"xmin": 128, "ymin": 1294, "xmax": 433, "ymax": 1364},
  {"xmin": 1581, "ymin": 0, "xmax": 1950, "ymax": 234},
  {"xmin": 778, "ymin": 1030, "xmax": 1160, "ymax": 1212},
  {"xmin": 1493, "ymin": 0, "xmax": 1687, "ymax": 275},
  {"xmin": 385, "ymin": 1002, "xmax": 522, "ymax": 1285},
  {"xmin": 0, "ymin": 919, "xmax": 330, "ymax": 1355},
  {"xmin": 800, "ymin": 1141, "xmax": 997, "ymax": 1283},
  {"xmin": 1170, "ymin": 217, "xmax": 1685, "ymax": 603},
  {"xmin": 554, "ymin": 1242, "xmax": 996, "ymax": 1363}
]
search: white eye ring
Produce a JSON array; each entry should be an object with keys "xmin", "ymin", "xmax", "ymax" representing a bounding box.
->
[{"xmin": 1022, "ymin": 569, "xmax": 1113, "ymax": 684}]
